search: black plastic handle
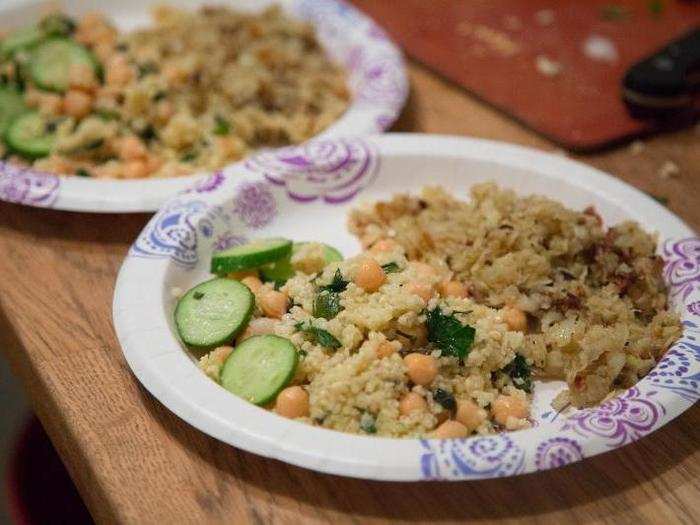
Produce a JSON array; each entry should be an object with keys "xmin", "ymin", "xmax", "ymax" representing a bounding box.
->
[{"xmin": 623, "ymin": 27, "xmax": 700, "ymax": 112}]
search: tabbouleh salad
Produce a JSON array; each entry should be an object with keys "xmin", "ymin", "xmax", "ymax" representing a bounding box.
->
[
  {"xmin": 175, "ymin": 184, "xmax": 680, "ymax": 438},
  {"xmin": 0, "ymin": 5, "xmax": 349, "ymax": 178}
]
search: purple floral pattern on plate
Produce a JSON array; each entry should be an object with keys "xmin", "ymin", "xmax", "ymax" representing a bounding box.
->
[
  {"xmin": 181, "ymin": 171, "xmax": 225, "ymax": 194},
  {"xmin": 345, "ymin": 45, "xmax": 408, "ymax": 108},
  {"xmin": 646, "ymin": 320, "xmax": 700, "ymax": 401},
  {"xmin": 245, "ymin": 138, "xmax": 378, "ymax": 204},
  {"xmin": 420, "ymin": 435, "xmax": 525, "ymax": 479},
  {"xmin": 560, "ymin": 387, "xmax": 664, "ymax": 447},
  {"xmin": 0, "ymin": 162, "xmax": 60, "ymax": 207},
  {"xmin": 662, "ymin": 237, "xmax": 700, "ymax": 303},
  {"xmin": 233, "ymin": 181, "xmax": 277, "ymax": 228},
  {"xmin": 129, "ymin": 199, "xmax": 206, "ymax": 267},
  {"xmin": 534, "ymin": 437, "xmax": 584, "ymax": 470}
]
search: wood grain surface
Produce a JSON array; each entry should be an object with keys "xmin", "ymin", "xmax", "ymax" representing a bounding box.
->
[{"xmin": 0, "ymin": 63, "xmax": 698, "ymax": 525}]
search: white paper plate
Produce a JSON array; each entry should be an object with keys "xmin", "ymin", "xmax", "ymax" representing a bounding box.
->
[
  {"xmin": 0, "ymin": 0, "xmax": 407, "ymax": 212},
  {"xmin": 113, "ymin": 134, "xmax": 700, "ymax": 481}
]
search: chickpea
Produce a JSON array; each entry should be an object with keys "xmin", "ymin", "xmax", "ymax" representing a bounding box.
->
[
  {"xmin": 455, "ymin": 399, "xmax": 487, "ymax": 432},
  {"xmin": 440, "ymin": 280, "xmax": 468, "ymax": 298},
  {"xmin": 240, "ymin": 276, "xmax": 263, "ymax": 294},
  {"xmin": 144, "ymin": 155, "xmax": 163, "ymax": 176},
  {"xmin": 63, "ymin": 90, "xmax": 93, "ymax": 119},
  {"xmin": 502, "ymin": 306, "xmax": 527, "ymax": 332},
  {"xmin": 258, "ymin": 290, "xmax": 288, "ymax": 319},
  {"xmin": 432, "ymin": 420, "xmax": 468, "ymax": 439},
  {"xmin": 118, "ymin": 136, "xmax": 148, "ymax": 161},
  {"xmin": 406, "ymin": 281, "xmax": 433, "ymax": 302},
  {"xmin": 354, "ymin": 257, "xmax": 385, "ymax": 292},
  {"xmin": 403, "ymin": 353, "xmax": 438, "ymax": 386},
  {"xmin": 275, "ymin": 386, "xmax": 309, "ymax": 419},
  {"xmin": 370, "ymin": 239, "xmax": 398, "ymax": 253},
  {"xmin": 376, "ymin": 340, "xmax": 398, "ymax": 359},
  {"xmin": 209, "ymin": 346, "xmax": 233, "ymax": 366},
  {"xmin": 399, "ymin": 392, "xmax": 427, "ymax": 415},
  {"xmin": 105, "ymin": 55, "xmax": 134, "ymax": 86},
  {"xmin": 122, "ymin": 160, "xmax": 148, "ymax": 179},
  {"xmin": 492, "ymin": 394, "xmax": 529, "ymax": 426},
  {"xmin": 68, "ymin": 63, "xmax": 97, "ymax": 91},
  {"xmin": 238, "ymin": 317, "xmax": 278, "ymax": 342}
]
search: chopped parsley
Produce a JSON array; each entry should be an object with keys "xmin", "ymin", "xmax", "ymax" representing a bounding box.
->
[
  {"xmin": 180, "ymin": 150, "xmax": 198, "ymax": 162},
  {"xmin": 313, "ymin": 290, "xmax": 343, "ymax": 320},
  {"xmin": 503, "ymin": 354, "xmax": 532, "ymax": 393},
  {"xmin": 319, "ymin": 269, "xmax": 349, "ymax": 293},
  {"xmin": 433, "ymin": 388, "xmax": 456, "ymax": 411},
  {"xmin": 137, "ymin": 62, "xmax": 159, "ymax": 78},
  {"xmin": 298, "ymin": 349, "xmax": 308, "ymax": 359},
  {"xmin": 193, "ymin": 291, "xmax": 205, "ymax": 300},
  {"xmin": 295, "ymin": 321, "xmax": 341, "ymax": 349},
  {"xmin": 138, "ymin": 125, "xmax": 157, "ymax": 142},
  {"xmin": 40, "ymin": 13, "xmax": 76, "ymax": 37},
  {"xmin": 213, "ymin": 115, "xmax": 231, "ymax": 135},
  {"xmin": 425, "ymin": 307, "xmax": 476, "ymax": 359},
  {"xmin": 381, "ymin": 262, "xmax": 400, "ymax": 274},
  {"xmin": 360, "ymin": 412, "xmax": 377, "ymax": 434},
  {"xmin": 153, "ymin": 90, "xmax": 167, "ymax": 102},
  {"xmin": 95, "ymin": 108, "xmax": 121, "ymax": 121},
  {"xmin": 75, "ymin": 168, "xmax": 92, "ymax": 178}
]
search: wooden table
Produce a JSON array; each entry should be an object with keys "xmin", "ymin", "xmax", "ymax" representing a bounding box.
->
[{"xmin": 1, "ymin": 63, "xmax": 698, "ymax": 524}]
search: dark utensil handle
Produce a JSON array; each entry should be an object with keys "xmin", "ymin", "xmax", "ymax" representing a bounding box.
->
[{"xmin": 623, "ymin": 27, "xmax": 700, "ymax": 111}]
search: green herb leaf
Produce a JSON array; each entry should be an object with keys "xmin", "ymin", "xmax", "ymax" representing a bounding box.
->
[
  {"xmin": 213, "ymin": 115, "xmax": 231, "ymax": 135},
  {"xmin": 433, "ymin": 388, "xmax": 456, "ymax": 411},
  {"xmin": 153, "ymin": 90, "xmax": 167, "ymax": 102},
  {"xmin": 360, "ymin": 413, "xmax": 377, "ymax": 434},
  {"xmin": 138, "ymin": 125, "xmax": 156, "ymax": 142},
  {"xmin": 503, "ymin": 354, "xmax": 532, "ymax": 393},
  {"xmin": 75, "ymin": 168, "xmax": 92, "ymax": 177},
  {"xmin": 95, "ymin": 108, "xmax": 121, "ymax": 121},
  {"xmin": 193, "ymin": 291, "xmax": 205, "ymax": 300},
  {"xmin": 295, "ymin": 321, "xmax": 342, "ymax": 349},
  {"xmin": 298, "ymin": 349, "xmax": 308, "ymax": 359},
  {"xmin": 137, "ymin": 62, "xmax": 159, "ymax": 78},
  {"xmin": 425, "ymin": 307, "xmax": 476, "ymax": 359},
  {"xmin": 180, "ymin": 150, "xmax": 198, "ymax": 162},
  {"xmin": 381, "ymin": 262, "xmax": 400, "ymax": 274},
  {"xmin": 39, "ymin": 14, "xmax": 76, "ymax": 37},
  {"xmin": 319, "ymin": 269, "xmax": 349, "ymax": 293},
  {"xmin": 313, "ymin": 290, "xmax": 343, "ymax": 320}
]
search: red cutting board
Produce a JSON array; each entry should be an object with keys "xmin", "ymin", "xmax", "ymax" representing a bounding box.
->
[{"xmin": 350, "ymin": 0, "xmax": 700, "ymax": 151}]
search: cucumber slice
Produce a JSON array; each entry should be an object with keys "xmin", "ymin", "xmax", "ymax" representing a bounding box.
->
[
  {"xmin": 4, "ymin": 111, "xmax": 55, "ymax": 159},
  {"xmin": 29, "ymin": 38, "xmax": 97, "ymax": 92},
  {"xmin": 0, "ymin": 87, "xmax": 27, "ymax": 135},
  {"xmin": 175, "ymin": 278, "xmax": 254, "ymax": 349},
  {"xmin": 211, "ymin": 238, "xmax": 292, "ymax": 275},
  {"xmin": 220, "ymin": 335, "xmax": 298, "ymax": 405},
  {"xmin": 0, "ymin": 26, "xmax": 44, "ymax": 57},
  {"xmin": 261, "ymin": 242, "xmax": 344, "ymax": 285}
]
